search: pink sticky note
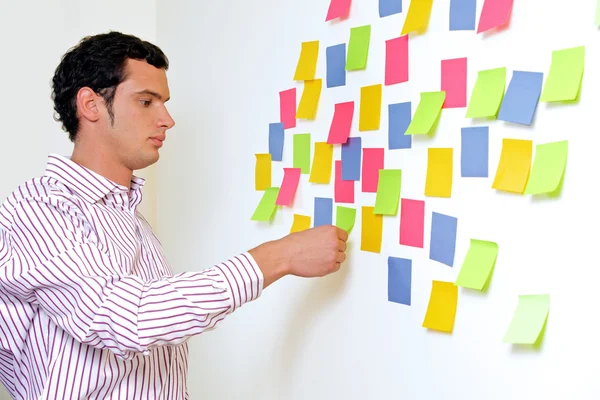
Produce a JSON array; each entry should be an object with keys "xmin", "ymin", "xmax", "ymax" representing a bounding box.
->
[
  {"xmin": 279, "ymin": 88, "xmax": 296, "ymax": 129},
  {"xmin": 327, "ymin": 101, "xmax": 354, "ymax": 144},
  {"xmin": 362, "ymin": 148, "xmax": 384, "ymax": 193},
  {"xmin": 399, "ymin": 198, "xmax": 425, "ymax": 248},
  {"xmin": 334, "ymin": 161, "xmax": 354, "ymax": 203},
  {"xmin": 276, "ymin": 168, "xmax": 301, "ymax": 205},
  {"xmin": 477, "ymin": 0, "xmax": 513, "ymax": 33},
  {"xmin": 441, "ymin": 58, "xmax": 467, "ymax": 108},
  {"xmin": 385, "ymin": 35, "xmax": 408, "ymax": 86},
  {"xmin": 326, "ymin": 0, "xmax": 351, "ymax": 21}
]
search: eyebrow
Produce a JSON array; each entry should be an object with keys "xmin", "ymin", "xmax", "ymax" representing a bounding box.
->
[{"xmin": 134, "ymin": 89, "xmax": 170, "ymax": 102}]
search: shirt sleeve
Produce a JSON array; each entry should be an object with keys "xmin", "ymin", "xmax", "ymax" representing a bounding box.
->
[{"xmin": 0, "ymin": 195, "xmax": 264, "ymax": 361}]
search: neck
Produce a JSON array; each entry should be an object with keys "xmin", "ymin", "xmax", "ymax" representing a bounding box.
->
[{"xmin": 71, "ymin": 140, "xmax": 132, "ymax": 189}]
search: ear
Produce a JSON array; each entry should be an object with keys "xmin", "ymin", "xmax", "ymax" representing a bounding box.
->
[{"xmin": 76, "ymin": 87, "xmax": 101, "ymax": 123}]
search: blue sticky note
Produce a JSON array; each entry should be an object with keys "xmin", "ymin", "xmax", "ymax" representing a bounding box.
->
[
  {"xmin": 461, "ymin": 126, "xmax": 489, "ymax": 177},
  {"xmin": 326, "ymin": 44, "xmax": 346, "ymax": 88},
  {"xmin": 314, "ymin": 197, "xmax": 333, "ymax": 227},
  {"xmin": 388, "ymin": 102, "xmax": 412, "ymax": 150},
  {"xmin": 388, "ymin": 257, "xmax": 412, "ymax": 306},
  {"xmin": 497, "ymin": 71, "xmax": 544, "ymax": 126},
  {"xmin": 429, "ymin": 212, "xmax": 458, "ymax": 267},
  {"xmin": 379, "ymin": 0, "xmax": 402, "ymax": 17},
  {"xmin": 449, "ymin": 0, "xmax": 476, "ymax": 30},
  {"xmin": 341, "ymin": 137, "xmax": 361, "ymax": 181},
  {"xmin": 269, "ymin": 122, "xmax": 284, "ymax": 161}
]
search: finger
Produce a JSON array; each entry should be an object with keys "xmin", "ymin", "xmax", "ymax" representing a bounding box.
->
[
  {"xmin": 336, "ymin": 251, "xmax": 346, "ymax": 263},
  {"xmin": 337, "ymin": 227, "xmax": 349, "ymax": 242},
  {"xmin": 338, "ymin": 239, "xmax": 346, "ymax": 252}
]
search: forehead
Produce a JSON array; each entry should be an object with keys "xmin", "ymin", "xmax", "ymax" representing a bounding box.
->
[{"xmin": 120, "ymin": 58, "xmax": 170, "ymax": 96}]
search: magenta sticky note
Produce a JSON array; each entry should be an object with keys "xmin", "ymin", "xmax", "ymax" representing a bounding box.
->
[
  {"xmin": 477, "ymin": 0, "xmax": 513, "ymax": 33},
  {"xmin": 362, "ymin": 148, "xmax": 384, "ymax": 193},
  {"xmin": 334, "ymin": 160, "xmax": 354, "ymax": 203},
  {"xmin": 326, "ymin": 0, "xmax": 351, "ymax": 21},
  {"xmin": 327, "ymin": 101, "xmax": 354, "ymax": 144},
  {"xmin": 279, "ymin": 88, "xmax": 296, "ymax": 129},
  {"xmin": 441, "ymin": 57, "xmax": 467, "ymax": 108},
  {"xmin": 399, "ymin": 198, "xmax": 425, "ymax": 248},
  {"xmin": 276, "ymin": 168, "xmax": 301, "ymax": 206},
  {"xmin": 385, "ymin": 35, "xmax": 408, "ymax": 86}
]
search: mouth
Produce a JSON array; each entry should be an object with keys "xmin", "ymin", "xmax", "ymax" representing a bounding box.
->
[{"xmin": 150, "ymin": 136, "xmax": 165, "ymax": 148}]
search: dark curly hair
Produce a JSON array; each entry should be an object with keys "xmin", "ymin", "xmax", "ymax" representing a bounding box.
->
[{"xmin": 51, "ymin": 31, "xmax": 169, "ymax": 142}]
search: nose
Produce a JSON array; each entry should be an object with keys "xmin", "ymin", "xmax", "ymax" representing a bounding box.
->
[{"xmin": 158, "ymin": 106, "xmax": 176, "ymax": 129}]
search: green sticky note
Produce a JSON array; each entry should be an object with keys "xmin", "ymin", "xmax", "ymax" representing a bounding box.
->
[
  {"xmin": 251, "ymin": 187, "xmax": 280, "ymax": 221},
  {"xmin": 503, "ymin": 294, "xmax": 550, "ymax": 344},
  {"xmin": 336, "ymin": 206, "xmax": 356, "ymax": 233},
  {"xmin": 455, "ymin": 239, "xmax": 498, "ymax": 290},
  {"xmin": 540, "ymin": 46, "xmax": 585, "ymax": 102},
  {"xmin": 293, "ymin": 133, "xmax": 311, "ymax": 174},
  {"xmin": 465, "ymin": 67, "xmax": 506, "ymax": 118},
  {"xmin": 405, "ymin": 92, "xmax": 446, "ymax": 135},
  {"xmin": 524, "ymin": 140, "xmax": 568, "ymax": 195},
  {"xmin": 346, "ymin": 25, "xmax": 371, "ymax": 70},
  {"xmin": 596, "ymin": 0, "xmax": 600, "ymax": 26},
  {"xmin": 373, "ymin": 169, "xmax": 402, "ymax": 215}
]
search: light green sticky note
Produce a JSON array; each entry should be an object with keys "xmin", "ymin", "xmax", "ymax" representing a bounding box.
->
[
  {"xmin": 465, "ymin": 67, "xmax": 506, "ymax": 118},
  {"xmin": 405, "ymin": 92, "xmax": 446, "ymax": 135},
  {"xmin": 596, "ymin": 0, "xmax": 600, "ymax": 26},
  {"xmin": 293, "ymin": 133, "xmax": 311, "ymax": 174},
  {"xmin": 251, "ymin": 187, "xmax": 280, "ymax": 221},
  {"xmin": 336, "ymin": 206, "xmax": 356, "ymax": 233},
  {"xmin": 455, "ymin": 239, "xmax": 498, "ymax": 290},
  {"xmin": 540, "ymin": 46, "xmax": 585, "ymax": 102},
  {"xmin": 524, "ymin": 140, "xmax": 568, "ymax": 195},
  {"xmin": 346, "ymin": 25, "xmax": 371, "ymax": 70},
  {"xmin": 373, "ymin": 169, "xmax": 402, "ymax": 215},
  {"xmin": 503, "ymin": 294, "xmax": 550, "ymax": 344}
]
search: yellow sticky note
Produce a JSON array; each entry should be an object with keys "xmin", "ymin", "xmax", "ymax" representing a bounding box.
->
[
  {"xmin": 401, "ymin": 0, "xmax": 434, "ymax": 35},
  {"xmin": 296, "ymin": 79, "xmax": 322, "ymax": 120},
  {"xmin": 492, "ymin": 139, "xmax": 533, "ymax": 194},
  {"xmin": 255, "ymin": 154, "xmax": 271, "ymax": 191},
  {"xmin": 425, "ymin": 148, "xmax": 453, "ymax": 198},
  {"xmin": 290, "ymin": 214, "xmax": 311, "ymax": 233},
  {"xmin": 524, "ymin": 140, "xmax": 568, "ymax": 195},
  {"xmin": 359, "ymin": 84, "xmax": 382, "ymax": 131},
  {"xmin": 422, "ymin": 280, "xmax": 458, "ymax": 333},
  {"xmin": 309, "ymin": 142, "xmax": 334, "ymax": 184},
  {"xmin": 294, "ymin": 41, "xmax": 319, "ymax": 81},
  {"xmin": 361, "ymin": 206, "xmax": 382, "ymax": 253}
]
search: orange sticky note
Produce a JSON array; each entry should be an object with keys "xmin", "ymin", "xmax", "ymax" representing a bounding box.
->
[
  {"xmin": 327, "ymin": 101, "xmax": 354, "ymax": 144},
  {"xmin": 492, "ymin": 138, "xmax": 533, "ymax": 194},
  {"xmin": 276, "ymin": 168, "xmax": 301, "ymax": 206},
  {"xmin": 334, "ymin": 160, "xmax": 354, "ymax": 203},
  {"xmin": 425, "ymin": 148, "xmax": 453, "ymax": 198},
  {"xmin": 255, "ymin": 154, "xmax": 271, "ymax": 191},
  {"xmin": 422, "ymin": 280, "xmax": 458, "ymax": 333},
  {"xmin": 385, "ymin": 35, "xmax": 409, "ymax": 86},
  {"xmin": 359, "ymin": 84, "xmax": 382, "ymax": 131},
  {"xmin": 361, "ymin": 206, "xmax": 383, "ymax": 253},
  {"xmin": 290, "ymin": 214, "xmax": 311, "ymax": 233},
  {"xmin": 296, "ymin": 79, "xmax": 322, "ymax": 120},
  {"xmin": 294, "ymin": 41, "xmax": 319, "ymax": 81},
  {"xmin": 401, "ymin": 0, "xmax": 434, "ymax": 35},
  {"xmin": 441, "ymin": 58, "xmax": 467, "ymax": 108},
  {"xmin": 309, "ymin": 142, "xmax": 334, "ymax": 184},
  {"xmin": 326, "ymin": 0, "xmax": 351, "ymax": 21}
]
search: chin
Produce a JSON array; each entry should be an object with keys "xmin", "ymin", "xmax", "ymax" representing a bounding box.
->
[{"xmin": 130, "ymin": 152, "xmax": 160, "ymax": 171}]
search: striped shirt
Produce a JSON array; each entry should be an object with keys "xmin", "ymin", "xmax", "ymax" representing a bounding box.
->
[{"xmin": 0, "ymin": 154, "xmax": 264, "ymax": 399}]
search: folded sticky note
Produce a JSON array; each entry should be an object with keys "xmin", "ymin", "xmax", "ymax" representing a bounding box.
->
[
  {"xmin": 388, "ymin": 102, "xmax": 412, "ymax": 150},
  {"xmin": 328, "ymin": 101, "xmax": 354, "ymax": 144},
  {"xmin": 477, "ymin": 0, "xmax": 514, "ymax": 33},
  {"xmin": 359, "ymin": 84, "xmax": 382, "ymax": 131},
  {"xmin": 465, "ymin": 67, "xmax": 506, "ymax": 118},
  {"xmin": 255, "ymin": 154, "xmax": 271, "ymax": 191},
  {"xmin": 336, "ymin": 206, "xmax": 356, "ymax": 233},
  {"xmin": 385, "ymin": 35, "xmax": 409, "ymax": 86},
  {"xmin": 374, "ymin": 169, "xmax": 402, "ymax": 215},
  {"xmin": 429, "ymin": 212, "xmax": 458, "ymax": 267},
  {"xmin": 346, "ymin": 25, "xmax": 371, "ymax": 70},
  {"xmin": 327, "ymin": 43, "xmax": 346, "ymax": 88},
  {"xmin": 422, "ymin": 280, "xmax": 458, "ymax": 333},
  {"xmin": 540, "ymin": 46, "xmax": 585, "ymax": 102},
  {"xmin": 361, "ymin": 206, "xmax": 383, "ymax": 253},
  {"xmin": 290, "ymin": 214, "xmax": 311, "ymax": 233},
  {"xmin": 492, "ymin": 139, "xmax": 532, "ymax": 194},
  {"xmin": 503, "ymin": 294, "xmax": 550, "ymax": 344},
  {"xmin": 269, "ymin": 122, "xmax": 285, "ymax": 161},
  {"xmin": 461, "ymin": 126, "xmax": 489, "ymax": 177},
  {"xmin": 293, "ymin": 133, "xmax": 311, "ymax": 174},
  {"xmin": 401, "ymin": 0, "xmax": 434, "ymax": 35},
  {"xmin": 276, "ymin": 168, "xmax": 301, "ymax": 205},
  {"xmin": 326, "ymin": 0, "xmax": 351, "ymax": 21},
  {"xmin": 362, "ymin": 148, "xmax": 384, "ymax": 193},
  {"xmin": 399, "ymin": 199, "xmax": 425, "ymax": 248},
  {"xmin": 294, "ymin": 41, "xmax": 319, "ymax": 81},
  {"xmin": 441, "ymin": 58, "xmax": 467, "ymax": 108},
  {"xmin": 498, "ymin": 71, "xmax": 543, "ymax": 125},
  {"xmin": 455, "ymin": 239, "xmax": 499, "ymax": 290},
  {"xmin": 405, "ymin": 91, "xmax": 446, "ymax": 135},
  {"xmin": 388, "ymin": 257, "xmax": 412, "ymax": 306},
  {"xmin": 379, "ymin": 0, "xmax": 402, "ymax": 17},
  {"xmin": 251, "ymin": 187, "xmax": 279, "ymax": 221},
  {"xmin": 314, "ymin": 197, "xmax": 333, "ymax": 227},
  {"xmin": 342, "ymin": 137, "xmax": 361, "ymax": 181},
  {"xmin": 309, "ymin": 142, "xmax": 334, "ymax": 184},
  {"xmin": 450, "ymin": 0, "xmax": 476, "ymax": 30},
  {"xmin": 425, "ymin": 148, "xmax": 453, "ymax": 198},
  {"xmin": 279, "ymin": 88, "xmax": 296, "ymax": 129},
  {"xmin": 296, "ymin": 79, "xmax": 322, "ymax": 119},
  {"xmin": 335, "ymin": 160, "xmax": 354, "ymax": 203},
  {"xmin": 524, "ymin": 140, "xmax": 568, "ymax": 195}
]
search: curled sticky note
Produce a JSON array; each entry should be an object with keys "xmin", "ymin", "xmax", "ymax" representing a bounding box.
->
[
  {"xmin": 503, "ymin": 294, "xmax": 550, "ymax": 345},
  {"xmin": 422, "ymin": 280, "xmax": 458, "ymax": 333},
  {"xmin": 251, "ymin": 187, "xmax": 280, "ymax": 221},
  {"xmin": 455, "ymin": 239, "xmax": 499, "ymax": 290},
  {"xmin": 405, "ymin": 91, "xmax": 446, "ymax": 135},
  {"xmin": 492, "ymin": 138, "xmax": 532, "ymax": 194},
  {"xmin": 296, "ymin": 79, "xmax": 322, "ymax": 119},
  {"xmin": 336, "ymin": 206, "xmax": 356, "ymax": 233},
  {"xmin": 465, "ymin": 67, "xmax": 506, "ymax": 119},
  {"xmin": 540, "ymin": 46, "xmax": 585, "ymax": 102},
  {"xmin": 294, "ymin": 41, "xmax": 319, "ymax": 81},
  {"xmin": 401, "ymin": 0, "xmax": 434, "ymax": 35},
  {"xmin": 524, "ymin": 140, "xmax": 568, "ymax": 195},
  {"xmin": 290, "ymin": 214, "xmax": 311, "ymax": 233}
]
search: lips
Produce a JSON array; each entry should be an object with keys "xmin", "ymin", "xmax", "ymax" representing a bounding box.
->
[{"xmin": 150, "ymin": 136, "xmax": 165, "ymax": 147}]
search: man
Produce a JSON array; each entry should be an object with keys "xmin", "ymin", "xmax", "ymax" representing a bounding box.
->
[{"xmin": 0, "ymin": 31, "xmax": 348, "ymax": 399}]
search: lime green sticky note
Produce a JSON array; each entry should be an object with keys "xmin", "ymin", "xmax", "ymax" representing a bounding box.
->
[
  {"xmin": 251, "ymin": 187, "xmax": 280, "ymax": 221},
  {"xmin": 405, "ymin": 92, "xmax": 446, "ymax": 135},
  {"xmin": 336, "ymin": 206, "xmax": 356, "ymax": 233},
  {"xmin": 503, "ymin": 294, "xmax": 550, "ymax": 344},
  {"xmin": 346, "ymin": 25, "xmax": 371, "ymax": 70},
  {"xmin": 596, "ymin": 0, "xmax": 600, "ymax": 26},
  {"xmin": 540, "ymin": 46, "xmax": 585, "ymax": 102},
  {"xmin": 465, "ymin": 67, "xmax": 506, "ymax": 118},
  {"xmin": 373, "ymin": 169, "xmax": 402, "ymax": 215},
  {"xmin": 293, "ymin": 133, "xmax": 311, "ymax": 174},
  {"xmin": 455, "ymin": 239, "xmax": 498, "ymax": 290},
  {"xmin": 524, "ymin": 140, "xmax": 568, "ymax": 195}
]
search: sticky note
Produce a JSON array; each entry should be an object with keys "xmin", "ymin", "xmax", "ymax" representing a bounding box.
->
[
  {"xmin": 449, "ymin": 0, "xmax": 476, "ymax": 30},
  {"xmin": 293, "ymin": 133, "xmax": 311, "ymax": 174},
  {"xmin": 327, "ymin": 102, "xmax": 354, "ymax": 144},
  {"xmin": 405, "ymin": 91, "xmax": 446, "ymax": 135},
  {"xmin": 497, "ymin": 71, "xmax": 543, "ymax": 125},
  {"xmin": 269, "ymin": 122, "xmax": 284, "ymax": 162},
  {"xmin": 540, "ymin": 46, "xmax": 585, "ymax": 102},
  {"xmin": 465, "ymin": 67, "xmax": 506, "ymax": 118},
  {"xmin": 477, "ymin": 0, "xmax": 514, "ymax": 33},
  {"xmin": 596, "ymin": 0, "xmax": 600, "ymax": 26},
  {"xmin": 374, "ymin": 169, "xmax": 402, "ymax": 215},
  {"xmin": 401, "ymin": 0, "xmax": 434, "ymax": 35},
  {"xmin": 503, "ymin": 295, "xmax": 550, "ymax": 344},
  {"xmin": 388, "ymin": 102, "xmax": 412, "ymax": 150},
  {"xmin": 279, "ymin": 88, "xmax": 296, "ymax": 129},
  {"xmin": 455, "ymin": 239, "xmax": 499, "ymax": 290},
  {"xmin": 251, "ymin": 187, "xmax": 279, "ymax": 221},
  {"xmin": 380, "ymin": 0, "xmax": 402, "ymax": 17},
  {"xmin": 326, "ymin": 0, "xmax": 351, "ymax": 21},
  {"xmin": 326, "ymin": 43, "xmax": 346, "ymax": 88},
  {"xmin": 342, "ymin": 137, "xmax": 361, "ymax": 181},
  {"xmin": 314, "ymin": 197, "xmax": 333, "ymax": 227},
  {"xmin": 309, "ymin": 142, "xmax": 334, "ymax": 184},
  {"xmin": 385, "ymin": 35, "xmax": 409, "ymax": 86},
  {"xmin": 362, "ymin": 148, "xmax": 384, "ymax": 193},
  {"xmin": 425, "ymin": 148, "xmax": 453, "ymax": 198},
  {"xmin": 346, "ymin": 25, "xmax": 371, "ymax": 70},
  {"xmin": 358, "ymin": 84, "xmax": 382, "ymax": 131},
  {"xmin": 290, "ymin": 214, "xmax": 311, "ymax": 233},
  {"xmin": 441, "ymin": 58, "xmax": 467, "ymax": 108},
  {"xmin": 335, "ymin": 160, "xmax": 354, "ymax": 203},
  {"xmin": 524, "ymin": 140, "xmax": 568, "ymax": 195},
  {"xmin": 255, "ymin": 154, "xmax": 271, "ymax": 191},
  {"xmin": 461, "ymin": 126, "xmax": 489, "ymax": 177},
  {"xmin": 429, "ymin": 212, "xmax": 458, "ymax": 267},
  {"xmin": 336, "ymin": 206, "xmax": 356, "ymax": 233},
  {"xmin": 294, "ymin": 41, "xmax": 319, "ymax": 81},
  {"xmin": 399, "ymin": 199, "xmax": 425, "ymax": 248},
  {"xmin": 276, "ymin": 168, "xmax": 301, "ymax": 206},
  {"xmin": 422, "ymin": 281, "xmax": 458, "ymax": 333},
  {"xmin": 296, "ymin": 79, "xmax": 322, "ymax": 120},
  {"xmin": 388, "ymin": 257, "xmax": 411, "ymax": 306},
  {"xmin": 492, "ymin": 139, "xmax": 532, "ymax": 194},
  {"xmin": 361, "ymin": 206, "xmax": 383, "ymax": 253}
]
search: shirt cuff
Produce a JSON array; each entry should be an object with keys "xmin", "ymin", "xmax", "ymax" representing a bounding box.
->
[{"xmin": 216, "ymin": 252, "xmax": 264, "ymax": 313}]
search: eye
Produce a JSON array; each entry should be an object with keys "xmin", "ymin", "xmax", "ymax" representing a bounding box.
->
[{"xmin": 140, "ymin": 99, "xmax": 152, "ymax": 107}]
